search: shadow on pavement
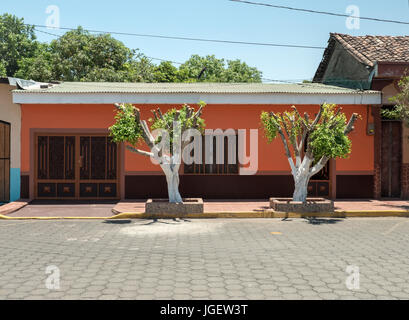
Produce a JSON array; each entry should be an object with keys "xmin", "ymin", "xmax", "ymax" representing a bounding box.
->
[
  {"xmin": 304, "ymin": 218, "xmax": 344, "ymax": 225},
  {"xmin": 103, "ymin": 220, "xmax": 132, "ymax": 224}
]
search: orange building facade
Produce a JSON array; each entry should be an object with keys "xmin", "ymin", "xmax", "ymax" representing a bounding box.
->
[{"xmin": 13, "ymin": 82, "xmax": 381, "ymax": 200}]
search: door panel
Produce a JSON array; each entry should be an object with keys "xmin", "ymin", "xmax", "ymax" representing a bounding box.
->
[
  {"xmin": 90, "ymin": 137, "xmax": 106, "ymax": 180},
  {"xmin": 381, "ymin": 121, "xmax": 402, "ymax": 198},
  {"xmin": 35, "ymin": 134, "xmax": 119, "ymax": 199},
  {"xmin": 0, "ymin": 121, "xmax": 10, "ymax": 203}
]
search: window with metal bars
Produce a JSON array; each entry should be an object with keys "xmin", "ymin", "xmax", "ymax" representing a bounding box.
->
[{"xmin": 184, "ymin": 133, "xmax": 239, "ymax": 175}]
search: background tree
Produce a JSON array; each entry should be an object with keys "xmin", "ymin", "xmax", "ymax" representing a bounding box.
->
[
  {"xmin": 0, "ymin": 61, "xmax": 6, "ymax": 77},
  {"xmin": 261, "ymin": 104, "xmax": 358, "ymax": 202},
  {"xmin": 222, "ymin": 59, "xmax": 262, "ymax": 82},
  {"xmin": 14, "ymin": 43, "xmax": 54, "ymax": 81},
  {"xmin": 109, "ymin": 103, "xmax": 205, "ymax": 203},
  {"xmin": 0, "ymin": 13, "xmax": 38, "ymax": 77},
  {"xmin": 3, "ymin": 13, "xmax": 263, "ymax": 83},
  {"xmin": 178, "ymin": 54, "xmax": 262, "ymax": 82},
  {"xmin": 153, "ymin": 61, "xmax": 181, "ymax": 83},
  {"xmin": 16, "ymin": 27, "xmax": 156, "ymax": 82}
]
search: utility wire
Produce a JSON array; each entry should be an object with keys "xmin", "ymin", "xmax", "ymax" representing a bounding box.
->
[
  {"xmin": 33, "ymin": 27, "xmax": 304, "ymax": 83},
  {"xmin": 229, "ymin": 0, "xmax": 409, "ymax": 25},
  {"xmin": 34, "ymin": 27, "xmax": 185, "ymax": 66},
  {"xmin": 30, "ymin": 23, "xmax": 327, "ymax": 50},
  {"xmin": 33, "ymin": 28, "xmax": 393, "ymax": 84}
]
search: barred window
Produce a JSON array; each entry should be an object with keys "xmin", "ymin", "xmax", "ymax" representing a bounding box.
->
[{"xmin": 184, "ymin": 132, "xmax": 239, "ymax": 175}]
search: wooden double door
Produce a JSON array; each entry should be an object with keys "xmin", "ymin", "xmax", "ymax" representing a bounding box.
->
[
  {"xmin": 381, "ymin": 120, "xmax": 402, "ymax": 198},
  {"xmin": 35, "ymin": 134, "xmax": 119, "ymax": 199},
  {"xmin": 0, "ymin": 121, "xmax": 10, "ymax": 203}
]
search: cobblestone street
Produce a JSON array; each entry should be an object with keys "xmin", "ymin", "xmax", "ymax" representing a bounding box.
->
[{"xmin": 0, "ymin": 218, "xmax": 409, "ymax": 300}]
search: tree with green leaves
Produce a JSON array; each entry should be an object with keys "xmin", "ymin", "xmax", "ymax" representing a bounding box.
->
[
  {"xmin": 178, "ymin": 54, "xmax": 262, "ymax": 82},
  {"xmin": 153, "ymin": 61, "xmax": 182, "ymax": 83},
  {"xmin": 261, "ymin": 104, "xmax": 359, "ymax": 202},
  {"xmin": 16, "ymin": 27, "xmax": 155, "ymax": 82},
  {"xmin": 109, "ymin": 103, "xmax": 206, "ymax": 203},
  {"xmin": 383, "ymin": 75, "xmax": 409, "ymax": 123},
  {"xmin": 0, "ymin": 13, "xmax": 38, "ymax": 77},
  {"xmin": 0, "ymin": 60, "xmax": 6, "ymax": 77}
]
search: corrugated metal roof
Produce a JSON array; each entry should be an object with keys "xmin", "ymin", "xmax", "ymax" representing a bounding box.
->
[{"xmin": 14, "ymin": 81, "xmax": 380, "ymax": 95}]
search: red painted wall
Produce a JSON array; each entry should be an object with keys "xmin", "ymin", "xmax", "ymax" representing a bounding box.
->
[{"xmin": 20, "ymin": 103, "xmax": 374, "ymax": 174}]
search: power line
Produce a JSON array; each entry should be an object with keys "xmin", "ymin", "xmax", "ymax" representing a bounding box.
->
[
  {"xmin": 33, "ymin": 27, "xmax": 185, "ymax": 65},
  {"xmin": 229, "ymin": 0, "xmax": 409, "ymax": 25},
  {"xmin": 30, "ymin": 24, "xmax": 327, "ymax": 50},
  {"xmin": 33, "ymin": 27, "xmax": 393, "ymax": 84}
]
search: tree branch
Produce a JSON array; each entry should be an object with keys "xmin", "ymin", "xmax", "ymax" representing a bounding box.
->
[
  {"xmin": 126, "ymin": 145, "xmax": 153, "ymax": 158},
  {"xmin": 270, "ymin": 112, "xmax": 295, "ymax": 173},
  {"xmin": 311, "ymin": 104, "xmax": 324, "ymax": 129},
  {"xmin": 309, "ymin": 156, "xmax": 329, "ymax": 177},
  {"xmin": 344, "ymin": 113, "xmax": 359, "ymax": 135}
]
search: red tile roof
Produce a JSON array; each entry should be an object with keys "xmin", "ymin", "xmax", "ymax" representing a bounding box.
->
[
  {"xmin": 314, "ymin": 33, "xmax": 409, "ymax": 82},
  {"xmin": 333, "ymin": 33, "xmax": 409, "ymax": 66}
]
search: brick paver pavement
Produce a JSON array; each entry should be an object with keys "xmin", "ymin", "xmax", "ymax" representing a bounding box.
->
[{"xmin": 0, "ymin": 218, "xmax": 409, "ymax": 300}]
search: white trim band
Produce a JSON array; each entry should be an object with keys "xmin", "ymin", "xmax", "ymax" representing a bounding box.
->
[{"xmin": 12, "ymin": 92, "xmax": 381, "ymax": 105}]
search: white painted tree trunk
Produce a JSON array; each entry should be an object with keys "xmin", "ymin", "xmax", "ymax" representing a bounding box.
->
[
  {"xmin": 165, "ymin": 169, "xmax": 183, "ymax": 203},
  {"xmin": 291, "ymin": 156, "xmax": 312, "ymax": 203},
  {"xmin": 292, "ymin": 174, "xmax": 310, "ymax": 202},
  {"xmin": 161, "ymin": 159, "xmax": 183, "ymax": 203},
  {"xmin": 290, "ymin": 155, "xmax": 328, "ymax": 203}
]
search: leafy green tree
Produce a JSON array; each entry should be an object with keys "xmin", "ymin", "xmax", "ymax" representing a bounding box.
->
[
  {"xmin": 0, "ymin": 13, "xmax": 38, "ymax": 77},
  {"xmin": 222, "ymin": 59, "xmax": 262, "ymax": 82},
  {"xmin": 261, "ymin": 104, "xmax": 358, "ymax": 202},
  {"xmin": 109, "ymin": 103, "xmax": 206, "ymax": 203},
  {"xmin": 383, "ymin": 75, "xmax": 409, "ymax": 122},
  {"xmin": 153, "ymin": 61, "xmax": 180, "ymax": 82},
  {"xmin": 0, "ymin": 60, "xmax": 6, "ymax": 77},
  {"xmin": 179, "ymin": 55, "xmax": 225, "ymax": 82},
  {"xmin": 17, "ymin": 27, "xmax": 156, "ymax": 82},
  {"xmin": 15, "ymin": 43, "xmax": 53, "ymax": 81},
  {"xmin": 178, "ymin": 54, "xmax": 262, "ymax": 82}
]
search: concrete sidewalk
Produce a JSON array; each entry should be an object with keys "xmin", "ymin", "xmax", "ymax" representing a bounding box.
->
[
  {"xmin": 2, "ymin": 199, "xmax": 409, "ymax": 219},
  {"xmin": 4, "ymin": 200, "xmax": 117, "ymax": 218},
  {"xmin": 113, "ymin": 199, "xmax": 409, "ymax": 214}
]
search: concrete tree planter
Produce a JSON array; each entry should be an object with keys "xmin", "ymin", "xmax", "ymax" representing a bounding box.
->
[
  {"xmin": 270, "ymin": 198, "xmax": 334, "ymax": 213},
  {"xmin": 145, "ymin": 198, "xmax": 204, "ymax": 216}
]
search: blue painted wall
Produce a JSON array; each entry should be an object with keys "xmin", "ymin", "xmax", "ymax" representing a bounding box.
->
[{"xmin": 9, "ymin": 168, "xmax": 20, "ymax": 202}]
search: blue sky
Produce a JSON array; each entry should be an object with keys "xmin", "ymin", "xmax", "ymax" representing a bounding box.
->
[{"xmin": 2, "ymin": 0, "xmax": 409, "ymax": 82}]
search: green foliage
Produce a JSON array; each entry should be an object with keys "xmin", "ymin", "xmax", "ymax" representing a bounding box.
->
[
  {"xmin": 15, "ymin": 43, "xmax": 53, "ymax": 81},
  {"xmin": 109, "ymin": 102, "xmax": 206, "ymax": 154},
  {"xmin": 309, "ymin": 105, "xmax": 352, "ymax": 161},
  {"xmin": 178, "ymin": 55, "xmax": 262, "ymax": 83},
  {"xmin": 386, "ymin": 75, "xmax": 409, "ymax": 123},
  {"xmin": 16, "ymin": 27, "xmax": 156, "ymax": 82},
  {"xmin": 223, "ymin": 59, "xmax": 262, "ymax": 83},
  {"xmin": 2, "ymin": 13, "xmax": 263, "ymax": 83},
  {"xmin": 109, "ymin": 104, "xmax": 144, "ymax": 145},
  {"xmin": 260, "ymin": 104, "xmax": 354, "ymax": 161},
  {"xmin": 260, "ymin": 111, "xmax": 279, "ymax": 143},
  {"xmin": 150, "ymin": 102, "xmax": 206, "ymax": 147},
  {"xmin": 0, "ymin": 13, "xmax": 38, "ymax": 76},
  {"xmin": 151, "ymin": 102, "xmax": 206, "ymax": 131},
  {"xmin": 0, "ymin": 60, "xmax": 6, "ymax": 77},
  {"xmin": 260, "ymin": 111, "xmax": 301, "ymax": 144},
  {"xmin": 153, "ymin": 61, "xmax": 181, "ymax": 83}
]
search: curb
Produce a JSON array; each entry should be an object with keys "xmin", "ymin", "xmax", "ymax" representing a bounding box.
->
[{"xmin": 2, "ymin": 210, "xmax": 409, "ymax": 220}]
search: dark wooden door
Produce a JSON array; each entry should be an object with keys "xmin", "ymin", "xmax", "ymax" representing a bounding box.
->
[
  {"xmin": 35, "ymin": 134, "xmax": 119, "ymax": 199},
  {"xmin": 381, "ymin": 121, "xmax": 402, "ymax": 198},
  {"xmin": 308, "ymin": 161, "xmax": 330, "ymax": 197},
  {"xmin": 78, "ymin": 136, "xmax": 118, "ymax": 198},
  {"xmin": 0, "ymin": 121, "xmax": 10, "ymax": 203}
]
